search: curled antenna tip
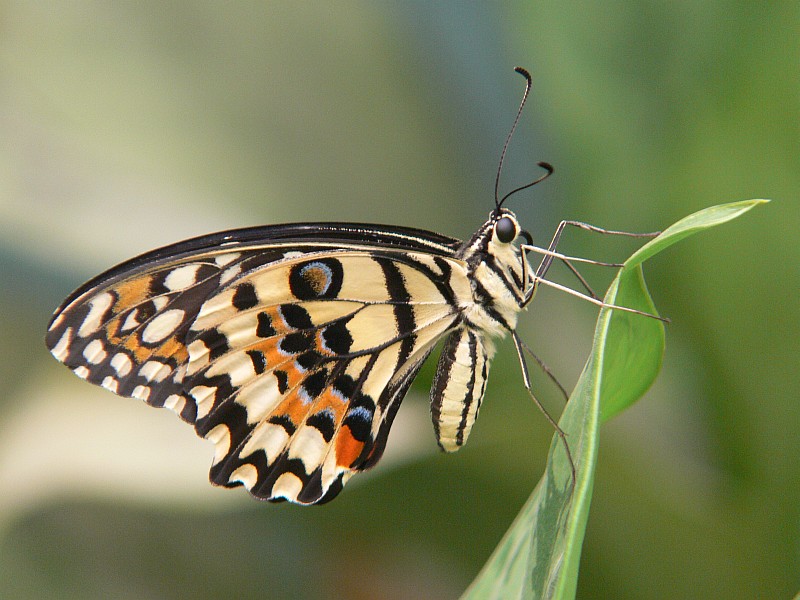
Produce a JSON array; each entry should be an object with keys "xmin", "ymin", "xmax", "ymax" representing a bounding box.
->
[
  {"xmin": 497, "ymin": 160, "xmax": 554, "ymax": 208},
  {"xmin": 514, "ymin": 66, "xmax": 532, "ymax": 81}
]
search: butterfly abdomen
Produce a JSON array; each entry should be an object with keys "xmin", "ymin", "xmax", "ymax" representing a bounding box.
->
[{"xmin": 430, "ymin": 328, "xmax": 491, "ymax": 451}]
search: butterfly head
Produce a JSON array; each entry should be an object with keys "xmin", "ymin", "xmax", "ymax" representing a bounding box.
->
[
  {"xmin": 491, "ymin": 210, "xmax": 533, "ymax": 247},
  {"xmin": 494, "ymin": 213, "xmax": 518, "ymax": 243},
  {"xmin": 483, "ymin": 208, "xmax": 531, "ymax": 250}
]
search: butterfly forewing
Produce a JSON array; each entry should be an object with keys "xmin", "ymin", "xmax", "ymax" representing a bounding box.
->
[{"xmin": 46, "ymin": 223, "xmax": 494, "ymax": 504}]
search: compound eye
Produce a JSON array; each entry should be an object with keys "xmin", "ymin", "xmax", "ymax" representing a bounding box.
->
[{"xmin": 495, "ymin": 216, "xmax": 517, "ymax": 243}]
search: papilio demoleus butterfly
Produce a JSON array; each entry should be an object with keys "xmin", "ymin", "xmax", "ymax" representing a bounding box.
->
[{"xmin": 46, "ymin": 68, "xmax": 659, "ymax": 505}]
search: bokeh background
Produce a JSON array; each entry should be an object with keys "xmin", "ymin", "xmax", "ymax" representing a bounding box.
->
[{"xmin": 1, "ymin": 3, "xmax": 797, "ymax": 599}]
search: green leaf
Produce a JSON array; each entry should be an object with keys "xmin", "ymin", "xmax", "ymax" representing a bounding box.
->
[
  {"xmin": 624, "ymin": 199, "xmax": 770, "ymax": 269},
  {"xmin": 598, "ymin": 263, "xmax": 664, "ymax": 422},
  {"xmin": 461, "ymin": 199, "xmax": 768, "ymax": 600}
]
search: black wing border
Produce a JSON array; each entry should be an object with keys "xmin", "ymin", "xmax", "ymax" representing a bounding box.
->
[{"xmin": 53, "ymin": 221, "xmax": 462, "ymax": 318}]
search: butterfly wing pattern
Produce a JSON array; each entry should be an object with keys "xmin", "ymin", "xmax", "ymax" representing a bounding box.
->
[{"xmin": 46, "ymin": 211, "xmax": 533, "ymax": 504}]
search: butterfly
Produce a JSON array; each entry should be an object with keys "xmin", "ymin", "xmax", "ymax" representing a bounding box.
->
[{"xmin": 45, "ymin": 68, "xmax": 654, "ymax": 505}]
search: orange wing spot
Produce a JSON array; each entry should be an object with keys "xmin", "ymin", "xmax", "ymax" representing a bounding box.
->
[
  {"xmin": 263, "ymin": 306, "xmax": 295, "ymax": 336},
  {"xmin": 105, "ymin": 321, "xmax": 124, "ymax": 345},
  {"xmin": 114, "ymin": 276, "xmax": 154, "ymax": 309},
  {"xmin": 269, "ymin": 372, "xmax": 342, "ymax": 431},
  {"xmin": 246, "ymin": 337, "xmax": 298, "ymax": 374},
  {"xmin": 282, "ymin": 361, "xmax": 307, "ymax": 391},
  {"xmin": 301, "ymin": 265, "xmax": 329, "ymax": 295},
  {"xmin": 313, "ymin": 330, "xmax": 337, "ymax": 357},
  {"xmin": 122, "ymin": 335, "xmax": 153, "ymax": 363},
  {"xmin": 153, "ymin": 336, "xmax": 188, "ymax": 362},
  {"xmin": 258, "ymin": 339, "xmax": 287, "ymax": 369},
  {"xmin": 312, "ymin": 388, "xmax": 348, "ymax": 418},
  {"xmin": 334, "ymin": 426, "xmax": 364, "ymax": 469},
  {"xmin": 272, "ymin": 389, "xmax": 313, "ymax": 426}
]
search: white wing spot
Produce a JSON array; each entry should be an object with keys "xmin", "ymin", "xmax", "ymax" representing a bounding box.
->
[
  {"xmin": 219, "ymin": 264, "xmax": 243, "ymax": 285},
  {"xmin": 73, "ymin": 366, "xmax": 90, "ymax": 379},
  {"xmin": 186, "ymin": 339, "xmax": 211, "ymax": 375},
  {"xmin": 51, "ymin": 327, "xmax": 73, "ymax": 361},
  {"xmin": 239, "ymin": 375, "xmax": 283, "ymax": 424},
  {"xmin": 230, "ymin": 463, "xmax": 258, "ymax": 489},
  {"xmin": 131, "ymin": 385, "xmax": 151, "ymax": 401},
  {"xmin": 152, "ymin": 296, "xmax": 169, "ymax": 311},
  {"xmin": 163, "ymin": 394, "xmax": 186, "ymax": 415},
  {"xmin": 205, "ymin": 424, "xmax": 232, "ymax": 465},
  {"xmin": 120, "ymin": 310, "xmax": 140, "ymax": 332},
  {"xmin": 101, "ymin": 376, "xmax": 119, "ymax": 393},
  {"xmin": 172, "ymin": 363, "xmax": 187, "ymax": 384},
  {"xmin": 78, "ymin": 292, "xmax": 114, "ymax": 337},
  {"xmin": 214, "ymin": 252, "xmax": 241, "ymax": 266},
  {"xmin": 221, "ymin": 354, "xmax": 256, "ymax": 387},
  {"xmin": 241, "ymin": 422, "xmax": 289, "ymax": 463},
  {"xmin": 139, "ymin": 360, "xmax": 171, "ymax": 382},
  {"xmin": 272, "ymin": 472, "xmax": 302, "ymax": 502},
  {"xmin": 82, "ymin": 339, "xmax": 107, "ymax": 364},
  {"xmin": 141, "ymin": 309, "xmax": 185, "ymax": 344},
  {"xmin": 190, "ymin": 385, "xmax": 217, "ymax": 419},
  {"xmin": 288, "ymin": 426, "xmax": 327, "ymax": 469},
  {"xmin": 164, "ymin": 264, "xmax": 201, "ymax": 291},
  {"xmin": 111, "ymin": 352, "xmax": 133, "ymax": 377}
]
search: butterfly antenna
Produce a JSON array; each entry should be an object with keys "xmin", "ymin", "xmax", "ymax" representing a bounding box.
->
[
  {"xmin": 498, "ymin": 161, "xmax": 553, "ymax": 208},
  {"xmin": 495, "ymin": 66, "xmax": 533, "ymax": 212}
]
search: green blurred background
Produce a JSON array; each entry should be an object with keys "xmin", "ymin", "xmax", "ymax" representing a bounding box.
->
[{"xmin": 1, "ymin": 3, "xmax": 797, "ymax": 599}]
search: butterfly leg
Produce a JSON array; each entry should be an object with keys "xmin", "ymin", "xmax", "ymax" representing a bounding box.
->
[
  {"xmin": 519, "ymin": 223, "xmax": 667, "ymax": 322},
  {"xmin": 515, "ymin": 335, "xmax": 569, "ymax": 402},
  {"xmin": 521, "ymin": 243, "xmax": 624, "ymax": 300},
  {"xmin": 512, "ymin": 331, "xmax": 576, "ymax": 491},
  {"xmin": 531, "ymin": 220, "xmax": 657, "ymax": 292},
  {"xmin": 535, "ymin": 220, "xmax": 659, "ymax": 285},
  {"xmin": 524, "ymin": 276, "xmax": 670, "ymax": 322}
]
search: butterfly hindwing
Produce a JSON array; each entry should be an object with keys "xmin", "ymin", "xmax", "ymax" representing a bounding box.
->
[
  {"xmin": 185, "ymin": 251, "xmax": 465, "ymax": 503},
  {"xmin": 47, "ymin": 228, "xmax": 473, "ymax": 504}
]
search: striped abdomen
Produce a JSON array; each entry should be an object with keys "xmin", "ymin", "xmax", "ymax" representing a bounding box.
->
[{"xmin": 430, "ymin": 327, "xmax": 491, "ymax": 451}]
